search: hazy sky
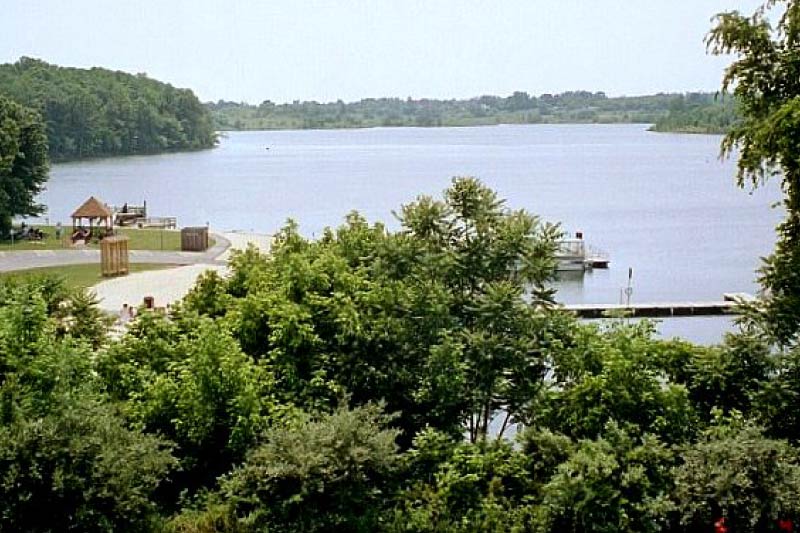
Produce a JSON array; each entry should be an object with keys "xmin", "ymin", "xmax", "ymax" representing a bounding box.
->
[{"xmin": 3, "ymin": 1, "xmax": 765, "ymax": 104}]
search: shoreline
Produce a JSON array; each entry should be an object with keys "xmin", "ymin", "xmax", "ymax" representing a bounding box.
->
[{"xmin": 213, "ymin": 121, "xmax": 656, "ymax": 135}]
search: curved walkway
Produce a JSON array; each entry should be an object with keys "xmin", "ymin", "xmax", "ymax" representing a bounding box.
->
[
  {"xmin": 0, "ymin": 233, "xmax": 231, "ymax": 272},
  {"xmin": 95, "ymin": 263, "xmax": 228, "ymax": 313},
  {"xmin": 0, "ymin": 231, "xmax": 273, "ymax": 313},
  {"xmin": 93, "ymin": 231, "xmax": 271, "ymax": 312}
]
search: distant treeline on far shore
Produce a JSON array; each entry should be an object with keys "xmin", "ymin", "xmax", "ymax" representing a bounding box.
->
[
  {"xmin": 0, "ymin": 56, "xmax": 739, "ymax": 165},
  {"xmin": 208, "ymin": 91, "xmax": 740, "ymax": 134}
]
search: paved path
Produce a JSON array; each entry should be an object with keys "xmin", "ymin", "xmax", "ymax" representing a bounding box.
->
[
  {"xmin": 0, "ymin": 233, "xmax": 231, "ymax": 272},
  {"xmin": 93, "ymin": 231, "xmax": 270, "ymax": 312},
  {"xmin": 95, "ymin": 264, "xmax": 228, "ymax": 312},
  {"xmin": 216, "ymin": 230, "xmax": 272, "ymax": 261},
  {"xmin": 0, "ymin": 231, "xmax": 274, "ymax": 313}
]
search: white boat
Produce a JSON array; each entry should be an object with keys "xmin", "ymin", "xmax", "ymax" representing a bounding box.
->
[{"xmin": 556, "ymin": 233, "xmax": 609, "ymax": 272}]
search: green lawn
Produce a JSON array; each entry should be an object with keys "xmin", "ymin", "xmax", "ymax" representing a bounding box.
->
[
  {"xmin": 0, "ymin": 226, "xmax": 214, "ymax": 252},
  {"xmin": 0, "ymin": 226, "xmax": 72, "ymax": 251},
  {"xmin": 0, "ymin": 263, "xmax": 176, "ymax": 290},
  {"xmin": 117, "ymin": 227, "xmax": 181, "ymax": 251}
]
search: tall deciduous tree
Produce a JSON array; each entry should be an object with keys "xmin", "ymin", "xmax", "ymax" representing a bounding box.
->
[
  {"xmin": 708, "ymin": 1, "xmax": 800, "ymax": 344},
  {"xmin": 186, "ymin": 177, "xmax": 565, "ymax": 445},
  {"xmin": 0, "ymin": 95, "xmax": 48, "ymax": 237}
]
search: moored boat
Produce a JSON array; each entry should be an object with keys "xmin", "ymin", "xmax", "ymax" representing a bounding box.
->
[{"xmin": 556, "ymin": 232, "xmax": 609, "ymax": 272}]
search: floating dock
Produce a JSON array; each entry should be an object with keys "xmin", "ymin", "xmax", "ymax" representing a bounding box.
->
[
  {"xmin": 564, "ymin": 293, "xmax": 754, "ymax": 319},
  {"xmin": 585, "ymin": 256, "xmax": 610, "ymax": 269}
]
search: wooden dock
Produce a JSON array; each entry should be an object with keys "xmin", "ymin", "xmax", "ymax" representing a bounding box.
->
[{"xmin": 564, "ymin": 294, "xmax": 754, "ymax": 319}]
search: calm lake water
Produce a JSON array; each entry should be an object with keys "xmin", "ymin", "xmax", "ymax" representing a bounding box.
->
[{"xmin": 42, "ymin": 124, "xmax": 782, "ymax": 343}]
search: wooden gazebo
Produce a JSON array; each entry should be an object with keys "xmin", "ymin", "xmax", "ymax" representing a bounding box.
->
[{"xmin": 71, "ymin": 196, "xmax": 112, "ymax": 239}]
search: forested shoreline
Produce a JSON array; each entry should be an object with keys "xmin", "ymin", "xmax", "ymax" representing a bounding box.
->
[
  {"xmin": 0, "ymin": 58, "xmax": 217, "ymax": 161},
  {"xmin": 650, "ymin": 93, "xmax": 739, "ymax": 134},
  {"xmin": 207, "ymin": 91, "xmax": 736, "ymax": 133},
  {"xmin": 0, "ymin": 56, "xmax": 737, "ymax": 159},
  {"xmin": 0, "ymin": 55, "xmax": 737, "ymax": 163}
]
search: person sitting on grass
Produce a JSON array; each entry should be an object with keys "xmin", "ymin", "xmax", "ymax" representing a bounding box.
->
[{"xmin": 71, "ymin": 227, "xmax": 90, "ymax": 244}]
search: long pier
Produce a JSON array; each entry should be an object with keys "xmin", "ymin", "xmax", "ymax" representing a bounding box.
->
[{"xmin": 564, "ymin": 293, "xmax": 753, "ymax": 319}]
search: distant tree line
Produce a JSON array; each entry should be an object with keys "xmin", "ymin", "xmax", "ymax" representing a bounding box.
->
[
  {"xmin": 207, "ymin": 90, "xmax": 736, "ymax": 132},
  {"xmin": 650, "ymin": 93, "xmax": 740, "ymax": 134},
  {"xmin": 0, "ymin": 57, "xmax": 217, "ymax": 161}
]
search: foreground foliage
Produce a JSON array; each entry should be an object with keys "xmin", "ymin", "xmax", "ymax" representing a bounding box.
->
[{"xmin": 0, "ymin": 178, "xmax": 799, "ymax": 532}]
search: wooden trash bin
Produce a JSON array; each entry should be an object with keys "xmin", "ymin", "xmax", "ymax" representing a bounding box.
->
[
  {"xmin": 101, "ymin": 235, "xmax": 130, "ymax": 277},
  {"xmin": 181, "ymin": 226, "xmax": 209, "ymax": 252}
]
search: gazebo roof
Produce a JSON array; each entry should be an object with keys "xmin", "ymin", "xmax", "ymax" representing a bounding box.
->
[{"xmin": 71, "ymin": 196, "xmax": 112, "ymax": 219}]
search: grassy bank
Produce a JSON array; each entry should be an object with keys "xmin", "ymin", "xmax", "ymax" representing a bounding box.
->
[
  {"xmin": 0, "ymin": 263, "xmax": 176, "ymax": 290},
  {"xmin": 0, "ymin": 227, "xmax": 214, "ymax": 252}
]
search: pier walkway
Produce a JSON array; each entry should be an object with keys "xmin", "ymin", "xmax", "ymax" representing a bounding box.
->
[{"xmin": 564, "ymin": 294, "xmax": 754, "ymax": 319}]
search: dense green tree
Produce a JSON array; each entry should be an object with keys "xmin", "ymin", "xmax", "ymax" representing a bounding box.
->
[
  {"xmin": 0, "ymin": 58, "xmax": 216, "ymax": 161},
  {"xmin": 183, "ymin": 270, "xmax": 233, "ymax": 318},
  {"xmin": 0, "ymin": 282, "xmax": 175, "ymax": 532},
  {"xmin": 390, "ymin": 425, "xmax": 678, "ymax": 533},
  {"xmin": 171, "ymin": 404, "xmax": 401, "ymax": 533},
  {"xmin": 183, "ymin": 177, "xmax": 565, "ymax": 444},
  {"xmin": 98, "ymin": 317, "xmax": 274, "ymax": 503},
  {"xmin": 535, "ymin": 425, "xmax": 676, "ymax": 533},
  {"xmin": 0, "ymin": 94, "xmax": 48, "ymax": 237},
  {"xmin": 672, "ymin": 412, "xmax": 800, "ymax": 532},
  {"xmin": 537, "ymin": 321, "xmax": 697, "ymax": 445},
  {"xmin": 0, "ymin": 390, "xmax": 176, "ymax": 532},
  {"xmin": 0, "ymin": 275, "xmax": 110, "ymax": 359},
  {"xmin": 389, "ymin": 432, "xmax": 535, "ymax": 532},
  {"xmin": 708, "ymin": 0, "xmax": 800, "ymax": 344},
  {"xmin": 753, "ymin": 344, "xmax": 800, "ymax": 441},
  {"xmin": 398, "ymin": 177, "xmax": 564, "ymax": 441},
  {"xmin": 683, "ymin": 332, "xmax": 772, "ymax": 418}
]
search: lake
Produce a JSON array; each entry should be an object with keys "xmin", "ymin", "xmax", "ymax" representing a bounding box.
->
[{"xmin": 41, "ymin": 124, "xmax": 782, "ymax": 343}]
